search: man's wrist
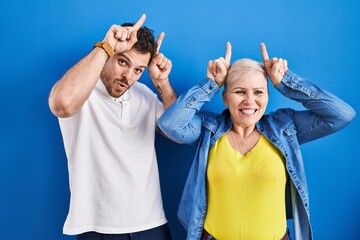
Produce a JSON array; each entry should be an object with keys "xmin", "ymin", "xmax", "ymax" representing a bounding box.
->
[
  {"xmin": 154, "ymin": 79, "xmax": 167, "ymax": 94},
  {"xmin": 94, "ymin": 42, "xmax": 115, "ymax": 59}
]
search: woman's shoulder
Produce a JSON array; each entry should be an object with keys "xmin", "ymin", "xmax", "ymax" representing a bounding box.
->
[
  {"xmin": 199, "ymin": 109, "xmax": 229, "ymax": 120},
  {"xmin": 198, "ymin": 109, "xmax": 231, "ymax": 132},
  {"xmin": 261, "ymin": 108, "xmax": 296, "ymax": 126}
]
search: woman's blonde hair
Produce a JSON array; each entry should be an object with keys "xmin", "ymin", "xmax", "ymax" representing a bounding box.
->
[{"xmin": 224, "ymin": 58, "xmax": 268, "ymax": 93}]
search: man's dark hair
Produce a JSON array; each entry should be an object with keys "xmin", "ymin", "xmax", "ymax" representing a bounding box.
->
[{"xmin": 121, "ymin": 23, "xmax": 157, "ymax": 60}]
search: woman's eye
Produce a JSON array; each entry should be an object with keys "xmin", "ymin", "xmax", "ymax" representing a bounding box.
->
[
  {"xmin": 254, "ymin": 90, "xmax": 263, "ymax": 95},
  {"xmin": 119, "ymin": 59, "xmax": 126, "ymax": 65},
  {"xmin": 235, "ymin": 91, "xmax": 245, "ymax": 95}
]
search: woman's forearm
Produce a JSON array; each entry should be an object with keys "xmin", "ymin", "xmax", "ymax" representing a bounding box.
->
[{"xmin": 158, "ymin": 78, "xmax": 219, "ymax": 144}]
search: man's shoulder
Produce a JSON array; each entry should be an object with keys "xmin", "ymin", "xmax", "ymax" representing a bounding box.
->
[{"xmin": 131, "ymin": 82, "xmax": 157, "ymax": 98}]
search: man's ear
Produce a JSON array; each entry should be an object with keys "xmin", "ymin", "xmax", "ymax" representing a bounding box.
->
[{"xmin": 222, "ymin": 90, "xmax": 228, "ymax": 107}]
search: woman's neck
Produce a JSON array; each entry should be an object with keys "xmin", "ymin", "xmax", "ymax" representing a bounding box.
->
[
  {"xmin": 231, "ymin": 124, "xmax": 257, "ymax": 138},
  {"xmin": 227, "ymin": 124, "xmax": 260, "ymax": 155}
]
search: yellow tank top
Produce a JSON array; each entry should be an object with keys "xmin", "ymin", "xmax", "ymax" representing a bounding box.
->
[{"xmin": 204, "ymin": 134, "xmax": 287, "ymax": 240}]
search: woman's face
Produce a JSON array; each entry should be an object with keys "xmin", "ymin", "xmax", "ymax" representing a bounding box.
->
[{"xmin": 223, "ymin": 71, "xmax": 269, "ymax": 128}]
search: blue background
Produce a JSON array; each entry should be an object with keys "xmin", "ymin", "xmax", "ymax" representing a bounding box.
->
[{"xmin": 0, "ymin": 0, "xmax": 359, "ymax": 239}]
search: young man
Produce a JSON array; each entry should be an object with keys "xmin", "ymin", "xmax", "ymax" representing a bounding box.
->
[{"xmin": 49, "ymin": 14, "xmax": 176, "ymax": 240}]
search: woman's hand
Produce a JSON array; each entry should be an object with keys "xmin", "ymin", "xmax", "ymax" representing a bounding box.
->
[
  {"xmin": 261, "ymin": 43, "xmax": 288, "ymax": 86},
  {"xmin": 206, "ymin": 42, "xmax": 232, "ymax": 87}
]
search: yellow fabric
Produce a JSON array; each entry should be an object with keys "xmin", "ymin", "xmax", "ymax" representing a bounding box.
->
[{"xmin": 204, "ymin": 134, "xmax": 287, "ymax": 240}]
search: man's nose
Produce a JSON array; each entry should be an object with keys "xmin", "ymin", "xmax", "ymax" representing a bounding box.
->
[{"xmin": 122, "ymin": 68, "xmax": 133, "ymax": 80}]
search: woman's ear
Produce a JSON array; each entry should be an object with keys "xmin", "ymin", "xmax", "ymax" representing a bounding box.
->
[{"xmin": 222, "ymin": 90, "xmax": 228, "ymax": 107}]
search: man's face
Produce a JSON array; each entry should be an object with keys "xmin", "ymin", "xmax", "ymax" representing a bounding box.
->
[{"xmin": 100, "ymin": 48, "xmax": 151, "ymax": 98}]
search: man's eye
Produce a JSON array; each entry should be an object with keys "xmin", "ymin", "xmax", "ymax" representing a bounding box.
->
[
  {"xmin": 134, "ymin": 68, "xmax": 143, "ymax": 74},
  {"xmin": 119, "ymin": 59, "xmax": 126, "ymax": 65}
]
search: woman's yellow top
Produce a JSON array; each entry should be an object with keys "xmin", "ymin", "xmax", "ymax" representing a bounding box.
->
[{"xmin": 204, "ymin": 134, "xmax": 287, "ymax": 240}]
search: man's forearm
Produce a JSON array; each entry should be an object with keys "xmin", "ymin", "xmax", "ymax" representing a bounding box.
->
[
  {"xmin": 49, "ymin": 47, "xmax": 108, "ymax": 118},
  {"xmin": 155, "ymin": 79, "xmax": 177, "ymax": 109}
]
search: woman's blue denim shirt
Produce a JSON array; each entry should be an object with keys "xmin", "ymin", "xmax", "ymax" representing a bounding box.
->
[{"xmin": 158, "ymin": 70, "xmax": 355, "ymax": 240}]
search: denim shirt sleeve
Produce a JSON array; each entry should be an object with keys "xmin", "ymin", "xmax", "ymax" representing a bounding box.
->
[
  {"xmin": 275, "ymin": 70, "xmax": 356, "ymax": 144},
  {"xmin": 157, "ymin": 78, "xmax": 219, "ymax": 145}
]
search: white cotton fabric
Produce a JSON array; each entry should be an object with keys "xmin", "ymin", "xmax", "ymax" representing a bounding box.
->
[{"xmin": 59, "ymin": 79, "xmax": 166, "ymax": 235}]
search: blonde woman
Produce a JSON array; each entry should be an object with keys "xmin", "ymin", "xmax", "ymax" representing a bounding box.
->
[{"xmin": 158, "ymin": 43, "xmax": 355, "ymax": 240}]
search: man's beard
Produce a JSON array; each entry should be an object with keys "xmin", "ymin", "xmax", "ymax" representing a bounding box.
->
[{"xmin": 100, "ymin": 72, "xmax": 129, "ymax": 98}]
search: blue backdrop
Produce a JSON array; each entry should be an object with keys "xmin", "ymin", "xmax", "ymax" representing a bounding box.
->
[{"xmin": 0, "ymin": 0, "xmax": 359, "ymax": 239}]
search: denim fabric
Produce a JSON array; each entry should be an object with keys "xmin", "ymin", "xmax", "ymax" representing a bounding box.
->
[
  {"xmin": 158, "ymin": 70, "xmax": 355, "ymax": 240},
  {"xmin": 201, "ymin": 229, "xmax": 216, "ymax": 240},
  {"xmin": 201, "ymin": 234, "xmax": 215, "ymax": 240}
]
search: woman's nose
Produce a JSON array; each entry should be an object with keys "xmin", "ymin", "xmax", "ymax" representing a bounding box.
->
[{"xmin": 243, "ymin": 94, "xmax": 255, "ymax": 104}]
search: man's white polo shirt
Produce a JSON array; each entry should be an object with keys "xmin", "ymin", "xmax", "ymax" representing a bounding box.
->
[{"xmin": 59, "ymin": 79, "xmax": 167, "ymax": 234}]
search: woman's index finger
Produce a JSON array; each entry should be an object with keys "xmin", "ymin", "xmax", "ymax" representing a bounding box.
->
[
  {"xmin": 261, "ymin": 43, "xmax": 270, "ymax": 61},
  {"xmin": 225, "ymin": 42, "xmax": 232, "ymax": 63}
]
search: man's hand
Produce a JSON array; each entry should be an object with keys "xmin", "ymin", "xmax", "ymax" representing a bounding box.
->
[
  {"xmin": 261, "ymin": 43, "xmax": 288, "ymax": 86},
  {"xmin": 103, "ymin": 14, "xmax": 146, "ymax": 54},
  {"xmin": 148, "ymin": 32, "xmax": 172, "ymax": 86},
  {"xmin": 206, "ymin": 42, "xmax": 232, "ymax": 87},
  {"xmin": 148, "ymin": 32, "xmax": 176, "ymax": 107}
]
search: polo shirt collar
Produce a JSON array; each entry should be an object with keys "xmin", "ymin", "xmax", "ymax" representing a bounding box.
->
[{"xmin": 95, "ymin": 79, "xmax": 132, "ymax": 103}]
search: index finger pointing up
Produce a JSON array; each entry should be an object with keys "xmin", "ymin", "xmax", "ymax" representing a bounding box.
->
[
  {"xmin": 225, "ymin": 42, "xmax": 232, "ymax": 64},
  {"xmin": 133, "ymin": 14, "xmax": 146, "ymax": 30},
  {"xmin": 156, "ymin": 32, "xmax": 165, "ymax": 54},
  {"xmin": 261, "ymin": 43, "xmax": 270, "ymax": 62}
]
